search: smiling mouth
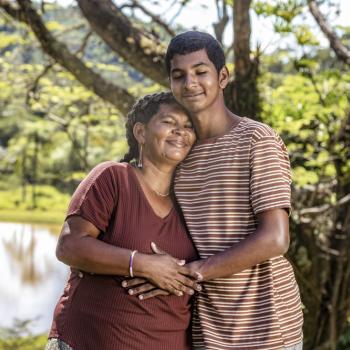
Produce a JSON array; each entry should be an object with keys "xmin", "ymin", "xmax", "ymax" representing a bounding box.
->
[
  {"xmin": 167, "ymin": 139, "xmax": 189, "ymax": 148},
  {"xmin": 182, "ymin": 92, "xmax": 204, "ymax": 98}
]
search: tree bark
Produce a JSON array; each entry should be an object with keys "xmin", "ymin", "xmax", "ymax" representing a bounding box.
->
[
  {"xmin": 225, "ymin": 0, "xmax": 260, "ymax": 120},
  {"xmin": 76, "ymin": 0, "xmax": 168, "ymax": 87}
]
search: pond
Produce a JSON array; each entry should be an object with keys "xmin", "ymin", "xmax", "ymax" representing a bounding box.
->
[{"xmin": 0, "ymin": 222, "xmax": 69, "ymax": 335}]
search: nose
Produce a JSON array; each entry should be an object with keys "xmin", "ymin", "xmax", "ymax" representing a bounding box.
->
[
  {"xmin": 173, "ymin": 127, "xmax": 184, "ymax": 135},
  {"xmin": 184, "ymin": 74, "xmax": 197, "ymax": 89},
  {"xmin": 172, "ymin": 125, "xmax": 186, "ymax": 136}
]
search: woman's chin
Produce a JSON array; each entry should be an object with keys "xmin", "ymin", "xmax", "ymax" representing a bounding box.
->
[{"xmin": 166, "ymin": 152, "xmax": 189, "ymax": 164}]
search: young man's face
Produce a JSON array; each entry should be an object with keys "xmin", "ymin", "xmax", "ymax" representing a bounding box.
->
[{"xmin": 169, "ymin": 49, "xmax": 228, "ymax": 114}]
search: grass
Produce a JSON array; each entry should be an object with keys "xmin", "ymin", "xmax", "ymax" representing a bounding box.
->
[
  {"xmin": 0, "ymin": 184, "xmax": 69, "ymax": 225},
  {"xmin": 0, "ymin": 209, "xmax": 65, "ymax": 225}
]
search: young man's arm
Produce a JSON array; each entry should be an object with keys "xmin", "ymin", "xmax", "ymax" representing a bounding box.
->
[
  {"xmin": 122, "ymin": 207, "xmax": 288, "ymax": 298},
  {"xmin": 186, "ymin": 207, "xmax": 289, "ymax": 281}
]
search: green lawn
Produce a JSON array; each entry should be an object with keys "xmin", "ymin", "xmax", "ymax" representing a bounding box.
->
[{"xmin": 0, "ymin": 209, "xmax": 65, "ymax": 225}]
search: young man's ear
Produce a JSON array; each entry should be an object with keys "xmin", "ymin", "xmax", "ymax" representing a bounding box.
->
[
  {"xmin": 219, "ymin": 66, "xmax": 229, "ymax": 89},
  {"xmin": 133, "ymin": 122, "xmax": 146, "ymax": 144}
]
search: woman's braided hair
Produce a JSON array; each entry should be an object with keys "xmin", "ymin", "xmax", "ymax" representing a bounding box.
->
[{"xmin": 120, "ymin": 91, "xmax": 179, "ymax": 163}]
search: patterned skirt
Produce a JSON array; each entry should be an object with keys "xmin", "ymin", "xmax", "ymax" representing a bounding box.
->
[{"xmin": 45, "ymin": 338, "xmax": 74, "ymax": 350}]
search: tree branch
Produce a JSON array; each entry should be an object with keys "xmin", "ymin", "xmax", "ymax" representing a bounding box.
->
[
  {"xmin": 213, "ymin": 0, "xmax": 229, "ymax": 45},
  {"xmin": 5, "ymin": 0, "xmax": 134, "ymax": 115},
  {"xmin": 167, "ymin": 0, "xmax": 187, "ymax": 26},
  {"xmin": 26, "ymin": 61, "xmax": 55, "ymax": 105},
  {"xmin": 75, "ymin": 30, "xmax": 92, "ymax": 57},
  {"xmin": 124, "ymin": 0, "xmax": 175, "ymax": 37},
  {"xmin": 0, "ymin": 0, "xmax": 27, "ymax": 22},
  {"xmin": 76, "ymin": 0, "xmax": 168, "ymax": 87},
  {"xmin": 297, "ymin": 193, "xmax": 350, "ymax": 216},
  {"xmin": 47, "ymin": 113, "xmax": 90, "ymax": 170},
  {"xmin": 308, "ymin": 0, "xmax": 350, "ymax": 67}
]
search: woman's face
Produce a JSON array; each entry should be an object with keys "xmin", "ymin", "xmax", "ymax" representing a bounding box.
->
[{"xmin": 141, "ymin": 103, "xmax": 196, "ymax": 166}]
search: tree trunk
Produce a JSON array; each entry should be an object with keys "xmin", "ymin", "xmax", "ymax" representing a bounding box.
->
[
  {"xmin": 31, "ymin": 132, "xmax": 38, "ymax": 209},
  {"xmin": 21, "ymin": 148, "xmax": 27, "ymax": 203},
  {"xmin": 225, "ymin": 0, "xmax": 260, "ymax": 120}
]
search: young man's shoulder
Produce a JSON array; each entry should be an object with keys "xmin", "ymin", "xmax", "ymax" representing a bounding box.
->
[{"xmin": 239, "ymin": 117, "xmax": 281, "ymax": 144}]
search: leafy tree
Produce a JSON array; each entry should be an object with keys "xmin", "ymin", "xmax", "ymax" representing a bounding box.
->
[{"xmin": 0, "ymin": 1, "xmax": 349, "ymax": 348}]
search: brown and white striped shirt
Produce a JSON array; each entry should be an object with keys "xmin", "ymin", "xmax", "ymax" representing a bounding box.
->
[{"xmin": 175, "ymin": 118, "xmax": 303, "ymax": 350}]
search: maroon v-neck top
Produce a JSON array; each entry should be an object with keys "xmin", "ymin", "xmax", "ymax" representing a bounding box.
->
[{"xmin": 49, "ymin": 162, "xmax": 198, "ymax": 350}]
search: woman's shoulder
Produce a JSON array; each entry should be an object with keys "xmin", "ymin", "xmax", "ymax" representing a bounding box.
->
[
  {"xmin": 92, "ymin": 160, "xmax": 127, "ymax": 170},
  {"xmin": 83, "ymin": 161, "xmax": 130, "ymax": 186},
  {"xmin": 90, "ymin": 161, "xmax": 128, "ymax": 175}
]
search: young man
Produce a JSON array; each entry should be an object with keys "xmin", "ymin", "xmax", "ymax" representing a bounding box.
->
[{"xmin": 166, "ymin": 31, "xmax": 303, "ymax": 350}]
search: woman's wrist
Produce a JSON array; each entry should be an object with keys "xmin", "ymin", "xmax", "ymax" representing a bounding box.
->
[
  {"xmin": 129, "ymin": 250, "xmax": 138, "ymax": 277},
  {"xmin": 131, "ymin": 252, "xmax": 152, "ymax": 278}
]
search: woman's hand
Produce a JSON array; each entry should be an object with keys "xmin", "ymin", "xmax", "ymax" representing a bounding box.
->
[
  {"xmin": 129, "ymin": 242, "xmax": 203, "ymax": 297},
  {"xmin": 134, "ymin": 252, "xmax": 200, "ymax": 296}
]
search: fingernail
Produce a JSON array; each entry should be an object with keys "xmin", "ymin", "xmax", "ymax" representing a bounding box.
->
[
  {"xmin": 122, "ymin": 281, "xmax": 127, "ymax": 287},
  {"xmin": 196, "ymin": 285, "xmax": 202, "ymax": 291},
  {"xmin": 178, "ymin": 260, "xmax": 185, "ymax": 266},
  {"xmin": 128, "ymin": 289, "xmax": 134, "ymax": 295},
  {"xmin": 177, "ymin": 291, "xmax": 183, "ymax": 296},
  {"xmin": 196, "ymin": 273, "xmax": 203, "ymax": 281},
  {"xmin": 139, "ymin": 295, "xmax": 144, "ymax": 300},
  {"xmin": 189, "ymin": 290, "xmax": 194, "ymax": 295}
]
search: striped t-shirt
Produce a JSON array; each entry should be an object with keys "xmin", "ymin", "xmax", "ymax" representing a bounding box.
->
[{"xmin": 175, "ymin": 117, "xmax": 303, "ymax": 350}]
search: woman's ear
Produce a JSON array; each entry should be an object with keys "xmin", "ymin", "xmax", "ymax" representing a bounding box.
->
[
  {"xmin": 219, "ymin": 66, "xmax": 229, "ymax": 89},
  {"xmin": 133, "ymin": 122, "xmax": 146, "ymax": 144}
]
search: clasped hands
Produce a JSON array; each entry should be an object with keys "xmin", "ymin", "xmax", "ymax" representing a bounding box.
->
[{"xmin": 122, "ymin": 242, "xmax": 203, "ymax": 300}]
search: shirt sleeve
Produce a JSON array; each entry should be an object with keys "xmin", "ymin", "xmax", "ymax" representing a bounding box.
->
[
  {"xmin": 66, "ymin": 161, "xmax": 119, "ymax": 232},
  {"xmin": 249, "ymin": 127, "xmax": 292, "ymax": 215}
]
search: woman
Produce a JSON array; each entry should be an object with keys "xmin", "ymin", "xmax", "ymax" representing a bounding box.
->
[{"xmin": 45, "ymin": 92, "xmax": 201, "ymax": 350}]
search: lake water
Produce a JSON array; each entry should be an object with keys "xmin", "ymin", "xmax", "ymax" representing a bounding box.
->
[{"xmin": 0, "ymin": 222, "xmax": 69, "ymax": 335}]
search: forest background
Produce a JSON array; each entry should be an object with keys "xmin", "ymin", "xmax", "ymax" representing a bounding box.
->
[{"xmin": 0, "ymin": 0, "xmax": 349, "ymax": 349}]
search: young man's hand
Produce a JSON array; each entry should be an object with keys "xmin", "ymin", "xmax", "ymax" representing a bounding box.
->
[{"xmin": 122, "ymin": 242, "xmax": 203, "ymax": 299}]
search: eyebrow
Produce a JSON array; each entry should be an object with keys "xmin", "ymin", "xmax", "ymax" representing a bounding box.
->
[{"xmin": 171, "ymin": 62, "xmax": 209, "ymax": 73}]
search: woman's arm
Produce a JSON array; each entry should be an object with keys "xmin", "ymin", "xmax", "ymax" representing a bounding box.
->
[
  {"xmin": 123, "ymin": 208, "xmax": 288, "ymax": 298},
  {"xmin": 57, "ymin": 215, "xmax": 201, "ymax": 295}
]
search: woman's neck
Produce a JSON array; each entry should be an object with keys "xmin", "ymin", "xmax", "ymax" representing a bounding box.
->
[{"xmin": 135, "ymin": 160, "xmax": 174, "ymax": 197}]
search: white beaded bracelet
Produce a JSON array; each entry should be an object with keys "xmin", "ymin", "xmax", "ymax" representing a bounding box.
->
[{"xmin": 129, "ymin": 250, "xmax": 138, "ymax": 277}]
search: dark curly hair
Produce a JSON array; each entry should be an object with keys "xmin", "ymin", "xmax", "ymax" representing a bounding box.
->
[
  {"xmin": 120, "ymin": 91, "xmax": 180, "ymax": 163},
  {"xmin": 165, "ymin": 31, "xmax": 225, "ymax": 76}
]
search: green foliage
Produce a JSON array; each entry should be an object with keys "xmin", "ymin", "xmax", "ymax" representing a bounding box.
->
[
  {"xmin": 0, "ymin": 42, "xmax": 130, "ymax": 191},
  {"xmin": 254, "ymin": 0, "xmax": 304, "ymax": 23},
  {"xmin": 260, "ymin": 68, "xmax": 349, "ymax": 188},
  {"xmin": 1, "ymin": 2, "xmax": 350, "ymax": 348},
  {"xmin": 0, "ymin": 185, "xmax": 69, "ymax": 211},
  {"xmin": 338, "ymin": 323, "xmax": 350, "ymax": 350},
  {"xmin": 294, "ymin": 25, "xmax": 319, "ymax": 46},
  {"xmin": 0, "ymin": 319, "xmax": 47, "ymax": 350}
]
